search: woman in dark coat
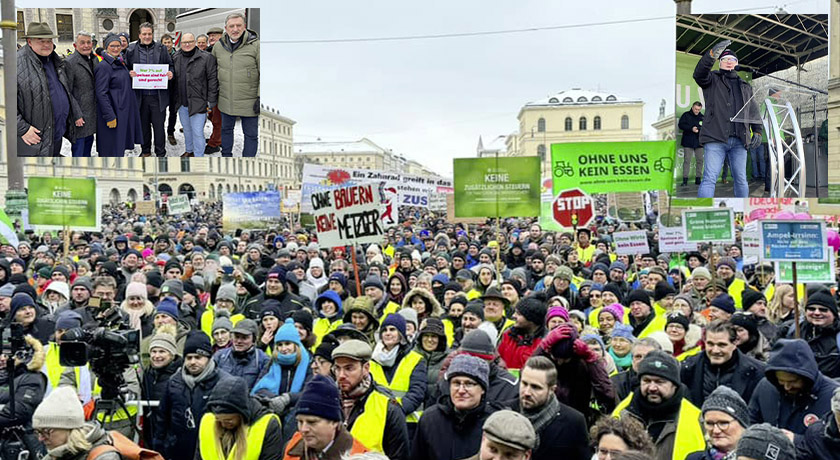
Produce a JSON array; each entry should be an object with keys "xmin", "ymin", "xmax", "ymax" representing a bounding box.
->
[{"xmin": 94, "ymin": 33, "xmax": 142, "ymax": 156}]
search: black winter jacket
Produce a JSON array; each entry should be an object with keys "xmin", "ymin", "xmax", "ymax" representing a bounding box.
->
[
  {"xmin": 172, "ymin": 48, "xmax": 219, "ymax": 116},
  {"xmin": 680, "ymin": 350, "xmax": 764, "ymax": 407},
  {"xmin": 0, "ymin": 351, "xmax": 47, "ymax": 457},
  {"xmin": 125, "ymin": 40, "xmax": 172, "ymax": 108},
  {"xmin": 153, "ymin": 363, "xmax": 233, "ymax": 460},
  {"xmin": 678, "ymin": 109, "xmax": 704, "ymax": 148},
  {"xmin": 16, "ymin": 45, "xmax": 80, "ymax": 156},
  {"xmin": 794, "ymin": 414, "xmax": 840, "ymax": 460},
  {"xmin": 242, "ymin": 290, "xmax": 307, "ymax": 320},
  {"xmin": 788, "ymin": 320, "xmax": 840, "ymax": 379},
  {"xmin": 693, "ymin": 51, "xmax": 761, "ymax": 147},
  {"xmin": 141, "ymin": 356, "xmax": 182, "ymax": 447},
  {"xmin": 748, "ymin": 339, "xmax": 840, "ymax": 434},
  {"xmin": 64, "ymin": 51, "xmax": 98, "ymax": 139},
  {"xmin": 411, "ymin": 398, "xmax": 503, "ymax": 460},
  {"xmin": 508, "ymin": 399, "xmax": 591, "ymax": 460},
  {"xmin": 611, "ymin": 368, "xmax": 639, "ymax": 404}
]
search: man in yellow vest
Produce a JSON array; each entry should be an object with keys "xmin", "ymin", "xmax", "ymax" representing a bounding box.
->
[
  {"xmin": 332, "ymin": 339, "xmax": 409, "ymax": 460},
  {"xmin": 196, "ymin": 375, "xmax": 283, "ymax": 460},
  {"xmin": 717, "ymin": 257, "xmax": 746, "ymax": 309},
  {"xmin": 612, "ymin": 351, "xmax": 705, "ymax": 460},
  {"xmin": 626, "ymin": 290, "xmax": 666, "ymax": 339}
]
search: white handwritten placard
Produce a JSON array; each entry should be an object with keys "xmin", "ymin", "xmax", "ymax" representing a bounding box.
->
[{"xmin": 132, "ymin": 64, "xmax": 169, "ymax": 90}]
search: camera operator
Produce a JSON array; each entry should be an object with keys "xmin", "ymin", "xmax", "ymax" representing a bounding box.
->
[
  {"xmin": 54, "ymin": 278, "xmax": 95, "ymax": 326},
  {"xmin": 0, "ymin": 334, "xmax": 48, "ymax": 460}
]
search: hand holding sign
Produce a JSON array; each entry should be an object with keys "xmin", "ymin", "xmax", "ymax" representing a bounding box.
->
[{"xmin": 132, "ymin": 64, "xmax": 170, "ymax": 90}]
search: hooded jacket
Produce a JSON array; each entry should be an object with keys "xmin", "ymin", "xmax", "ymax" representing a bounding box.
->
[
  {"xmin": 0, "ymin": 335, "xmax": 47, "ymax": 454},
  {"xmin": 748, "ymin": 339, "xmax": 840, "ymax": 434},
  {"xmin": 411, "ymin": 396, "xmax": 503, "ymax": 460},
  {"xmin": 401, "ymin": 288, "xmax": 444, "ymax": 322},
  {"xmin": 794, "ymin": 413, "xmax": 840, "ymax": 460}
]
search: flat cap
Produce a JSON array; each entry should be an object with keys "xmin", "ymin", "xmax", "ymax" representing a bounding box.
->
[
  {"xmin": 482, "ymin": 410, "xmax": 537, "ymax": 452},
  {"xmin": 331, "ymin": 339, "xmax": 372, "ymax": 362}
]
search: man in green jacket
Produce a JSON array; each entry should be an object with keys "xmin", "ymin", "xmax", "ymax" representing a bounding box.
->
[{"xmin": 212, "ymin": 12, "xmax": 260, "ymax": 157}]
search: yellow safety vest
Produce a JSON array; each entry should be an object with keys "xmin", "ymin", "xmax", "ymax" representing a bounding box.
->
[
  {"xmin": 95, "ymin": 365, "xmax": 139, "ymax": 423},
  {"xmin": 201, "ymin": 305, "xmax": 245, "ymax": 338},
  {"xmin": 577, "ymin": 245, "xmax": 596, "ymax": 264},
  {"xmin": 313, "ymin": 317, "xmax": 343, "ymax": 348},
  {"xmin": 370, "ymin": 350, "xmax": 423, "ymax": 423},
  {"xmin": 45, "ymin": 342, "xmax": 93, "ymax": 403},
  {"xmin": 632, "ymin": 313, "xmax": 667, "ymax": 339},
  {"xmin": 763, "ymin": 283, "xmax": 806, "ymax": 303},
  {"xmin": 377, "ymin": 301, "xmax": 400, "ymax": 321},
  {"xmin": 198, "ymin": 412, "xmax": 279, "ymax": 460},
  {"xmin": 442, "ymin": 318, "xmax": 455, "ymax": 348},
  {"xmin": 349, "ymin": 390, "xmax": 390, "ymax": 452},
  {"xmin": 588, "ymin": 306, "xmax": 631, "ymax": 330},
  {"xmin": 466, "ymin": 289, "xmax": 481, "ymax": 301},
  {"xmin": 676, "ymin": 346, "xmax": 702, "ymax": 362},
  {"xmin": 728, "ymin": 278, "xmax": 747, "ymax": 310},
  {"xmin": 612, "ymin": 393, "xmax": 705, "ymax": 460}
]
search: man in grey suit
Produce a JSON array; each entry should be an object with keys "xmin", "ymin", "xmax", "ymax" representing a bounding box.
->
[{"xmin": 64, "ymin": 31, "xmax": 98, "ymax": 157}]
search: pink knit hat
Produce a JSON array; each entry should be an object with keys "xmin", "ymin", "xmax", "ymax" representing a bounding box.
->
[
  {"xmin": 545, "ymin": 306, "xmax": 570, "ymax": 325},
  {"xmin": 601, "ymin": 303, "xmax": 624, "ymax": 323}
]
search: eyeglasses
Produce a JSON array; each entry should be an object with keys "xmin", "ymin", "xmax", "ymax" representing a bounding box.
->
[
  {"xmin": 450, "ymin": 380, "xmax": 479, "ymax": 391},
  {"xmin": 703, "ymin": 419, "xmax": 733, "ymax": 431},
  {"xmin": 805, "ymin": 306, "xmax": 831, "ymax": 314},
  {"xmin": 181, "ymin": 40, "xmax": 195, "ymax": 45},
  {"xmin": 720, "ymin": 57, "xmax": 738, "ymax": 63}
]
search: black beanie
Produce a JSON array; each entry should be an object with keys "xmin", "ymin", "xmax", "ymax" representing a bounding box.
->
[
  {"xmin": 806, "ymin": 290, "xmax": 838, "ymax": 316},
  {"xmin": 730, "ymin": 312, "xmax": 759, "ymax": 339},
  {"xmin": 665, "ymin": 312, "xmax": 690, "ymax": 331},
  {"xmin": 625, "ymin": 289, "xmax": 651, "ymax": 308},
  {"xmin": 183, "ymin": 331, "xmax": 213, "ymax": 358},
  {"xmin": 637, "ymin": 350, "xmax": 680, "ymax": 385},
  {"xmin": 464, "ymin": 300, "xmax": 485, "ymax": 321},
  {"xmin": 654, "ymin": 281, "xmax": 676, "ymax": 301},
  {"xmin": 742, "ymin": 289, "xmax": 765, "ymax": 312},
  {"xmin": 515, "ymin": 296, "xmax": 547, "ymax": 327},
  {"xmin": 602, "ymin": 283, "xmax": 624, "ymax": 304}
]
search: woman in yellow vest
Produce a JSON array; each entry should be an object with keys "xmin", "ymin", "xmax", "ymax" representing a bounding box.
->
[
  {"xmin": 312, "ymin": 290, "xmax": 344, "ymax": 348},
  {"xmin": 200, "ymin": 284, "xmax": 246, "ymax": 338},
  {"xmin": 198, "ymin": 376, "xmax": 283, "ymax": 460},
  {"xmin": 369, "ymin": 313, "xmax": 426, "ymax": 424}
]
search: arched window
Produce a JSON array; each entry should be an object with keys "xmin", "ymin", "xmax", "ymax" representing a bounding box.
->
[
  {"xmin": 594, "ymin": 116, "xmax": 601, "ymax": 130},
  {"xmin": 606, "ymin": 95, "xmax": 617, "ymax": 101},
  {"xmin": 548, "ymin": 97, "xmax": 559, "ymax": 103},
  {"xmin": 579, "ymin": 117, "xmax": 587, "ymax": 130},
  {"xmin": 565, "ymin": 117, "xmax": 573, "ymax": 131},
  {"xmin": 591, "ymin": 96, "xmax": 602, "ymax": 102},
  {"xmin": 621, "ymin": 115, "xmax": 629, "ymax": 129},
  {"xmin": 563, "ymin": 97, "xmax": 574, "ymax": 103},
  {"xmin": 577, "ymin": 96, "xmax": 587, "ymax": 102},
  {"xmin": 537, "ymin": 118, "xmax": 546, "ymax": 132},
  {"xmin": 537, "ymin": 144, "xmax": 546, "ymax": 161}
]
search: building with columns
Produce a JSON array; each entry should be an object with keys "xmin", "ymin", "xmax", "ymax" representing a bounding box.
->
[{"xmin": 17, "ymin": 8, "xmax": 176, "ymax": 51}]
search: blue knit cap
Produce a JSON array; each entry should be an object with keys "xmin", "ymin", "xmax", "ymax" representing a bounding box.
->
[
  {"xmin": 611, "ymin": 324, "xmax": 637, "ymax": 343},
  {"xmin": 296, "ymin": 375, "xmax": 342, "ymax": 421},
  {"xmin": 155, "ymin": 297, "xmax": 180, "ymax": 320},
  {"xmin": 380, "ymin": 313, "xmax": 407, "ymax": 340},
  {"xmin": 274, "ymin": 318, "xmax": 302, "ymax": 345}
]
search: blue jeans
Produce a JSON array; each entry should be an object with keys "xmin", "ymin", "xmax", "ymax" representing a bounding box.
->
[
  {"xmin": 751, "ymin": 143, "xmax": 766, "ymax": 179},
  {"xmin": 179, "ymin": 106, "xmax": 206, "ymax": 157},
  {"xmin": 220, "ymin": 112, "xmax": 258, "ymax": 157},
  {"xmin": 71, "ymin": 135, "xmax": 93, "ymax": 157},
  {"xmin": 698, "ymin": 136, "xmax": 748, "ymax": 198}
]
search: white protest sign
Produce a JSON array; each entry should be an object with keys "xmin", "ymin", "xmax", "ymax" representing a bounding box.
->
[
  {"xmin": 132, "ymin": 64, "xmax": 169, "ymax": 90},
  {"xmin": 168, "ymin": 195, "xmax": 191, "ymax": 215},
  {"xmin": 613, "ymin": 230, "xmax": 650, "ymax": 255},
  {"xmin": 658, "ymin": 225, "xmax": 697, "ymax": 253},
  {"xmin": 742, "ymin": 221, "xmax": 761, "ymax": 265},
  {"xmin": 311, "ymin": 184, "xmax": 385, "ymax": 247}
]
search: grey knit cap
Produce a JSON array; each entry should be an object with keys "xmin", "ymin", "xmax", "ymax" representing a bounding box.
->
[
  {"xmin": 736, "ymin": 423, "xmax": 795, "ymax": 460},
  {"xmin": 217, "ymin": 283, "xmax": 238, "ymax": 302},
  {"xmin": 701, "ymin": 385, "xmax": 749, "ymax": 429},
  {"xmin": 212, "ymin": 309, "xmax": 234, "ymax": 333},
  {"xmin": 446, "ymin": 354, "xmax": 490, "ymax": 390}
]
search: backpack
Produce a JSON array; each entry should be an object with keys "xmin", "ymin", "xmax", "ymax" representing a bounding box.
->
[{"xmin": 86, "ymin": 430, "xmax": 165, "ymax": 460}]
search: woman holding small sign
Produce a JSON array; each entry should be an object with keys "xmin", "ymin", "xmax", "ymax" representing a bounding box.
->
[{"xmin": 93, "ymin": 33, "xmax": 143, "ymax": 156}]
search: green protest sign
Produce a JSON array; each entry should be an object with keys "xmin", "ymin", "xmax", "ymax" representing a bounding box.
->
[
  {"xmin": 776, "ymin": 259, "xmax": 835, "ymax": 284},
  {"xmin": 27, "ymin": 177, "xmax": 99, "ymax": 230},
  {"xmin": 551, "ymin": 141, "xmax": 675, "ymax": 194},
  {"xmin": 681, "ymin": 208, "xmax": 735, "ymax": 243},
  {"xmin": 453, "ymin": 157, "xmax": 540, "ymax": 218}
]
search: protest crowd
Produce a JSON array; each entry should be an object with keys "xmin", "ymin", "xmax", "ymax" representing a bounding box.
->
[
  {"xmin": 16, "ymin": 11, "xmax": 259, "ymax": 158},
  {"xmin": 0, "ymin": 198, "xmax": 838, "ymax": 460}
]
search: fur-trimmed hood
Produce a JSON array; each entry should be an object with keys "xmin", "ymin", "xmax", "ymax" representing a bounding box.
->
[
  {"xmin": 23, "ymin": 335, "xmax": 45, "ymax": 372},
  {"xmin": 401, "ymin": 287, "xmax": 444, "ymax": 317}
]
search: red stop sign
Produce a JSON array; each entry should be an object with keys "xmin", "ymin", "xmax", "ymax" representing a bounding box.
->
[{"xmin": 553, "ymin": 188, "xmax": 594, "ymax": 228}]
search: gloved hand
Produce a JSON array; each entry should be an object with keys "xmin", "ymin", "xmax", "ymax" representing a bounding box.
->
[
  {"xmin": 107, "ymin": 119, "xmax": 117, "ymax": 129},
  {"xmin": 268, "ymin": 393, "xmax": 291, "ymax": 415},
  {"xmin": 572, "ymin": 339, "xmax": 599, "ymax": 363},
  {"xmin": 749, "ymin": 132, "xmax": 762, "ymax": 150},
  {"xmin": 540, "ymin": 323, "xmax": 576, "ymax": 351},
  {"xmin": 710, "ymin": 39, "xmax": 732, "ymax": 59}
]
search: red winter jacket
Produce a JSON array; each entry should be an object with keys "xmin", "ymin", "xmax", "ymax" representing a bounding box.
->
[{"xmin": 497, "ymin": 327, "xmax": 543, "ymax": 371}]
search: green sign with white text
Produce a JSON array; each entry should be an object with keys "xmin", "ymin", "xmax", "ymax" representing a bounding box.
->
[
  {"xmin": 682, "ymin": 208, "xmax": 735, "ymax": 243},
  {"xmin": 776, "ymin": 260, "xmax": 835, "ymax": 284},
  {"xmin": 551, "ymin": 141, "xmax": 675, "ymax": 194},
  {"xmin": 27, "ymin": 177, "xmax": 99, "ymax": 230},
  {"xmin": 453, "ymin": 157, "xmax": 540, "ymax": 218}
]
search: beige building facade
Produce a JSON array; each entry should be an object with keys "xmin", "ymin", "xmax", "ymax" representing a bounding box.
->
[{"xmin": 827, "ymin": 0, "xmax": 840, "ymax": 192}]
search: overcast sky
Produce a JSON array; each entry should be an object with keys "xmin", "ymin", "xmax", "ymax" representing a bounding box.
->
[{"xmin": 19, "ymin": 0, "xmax": 830, "ymax": 177}]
